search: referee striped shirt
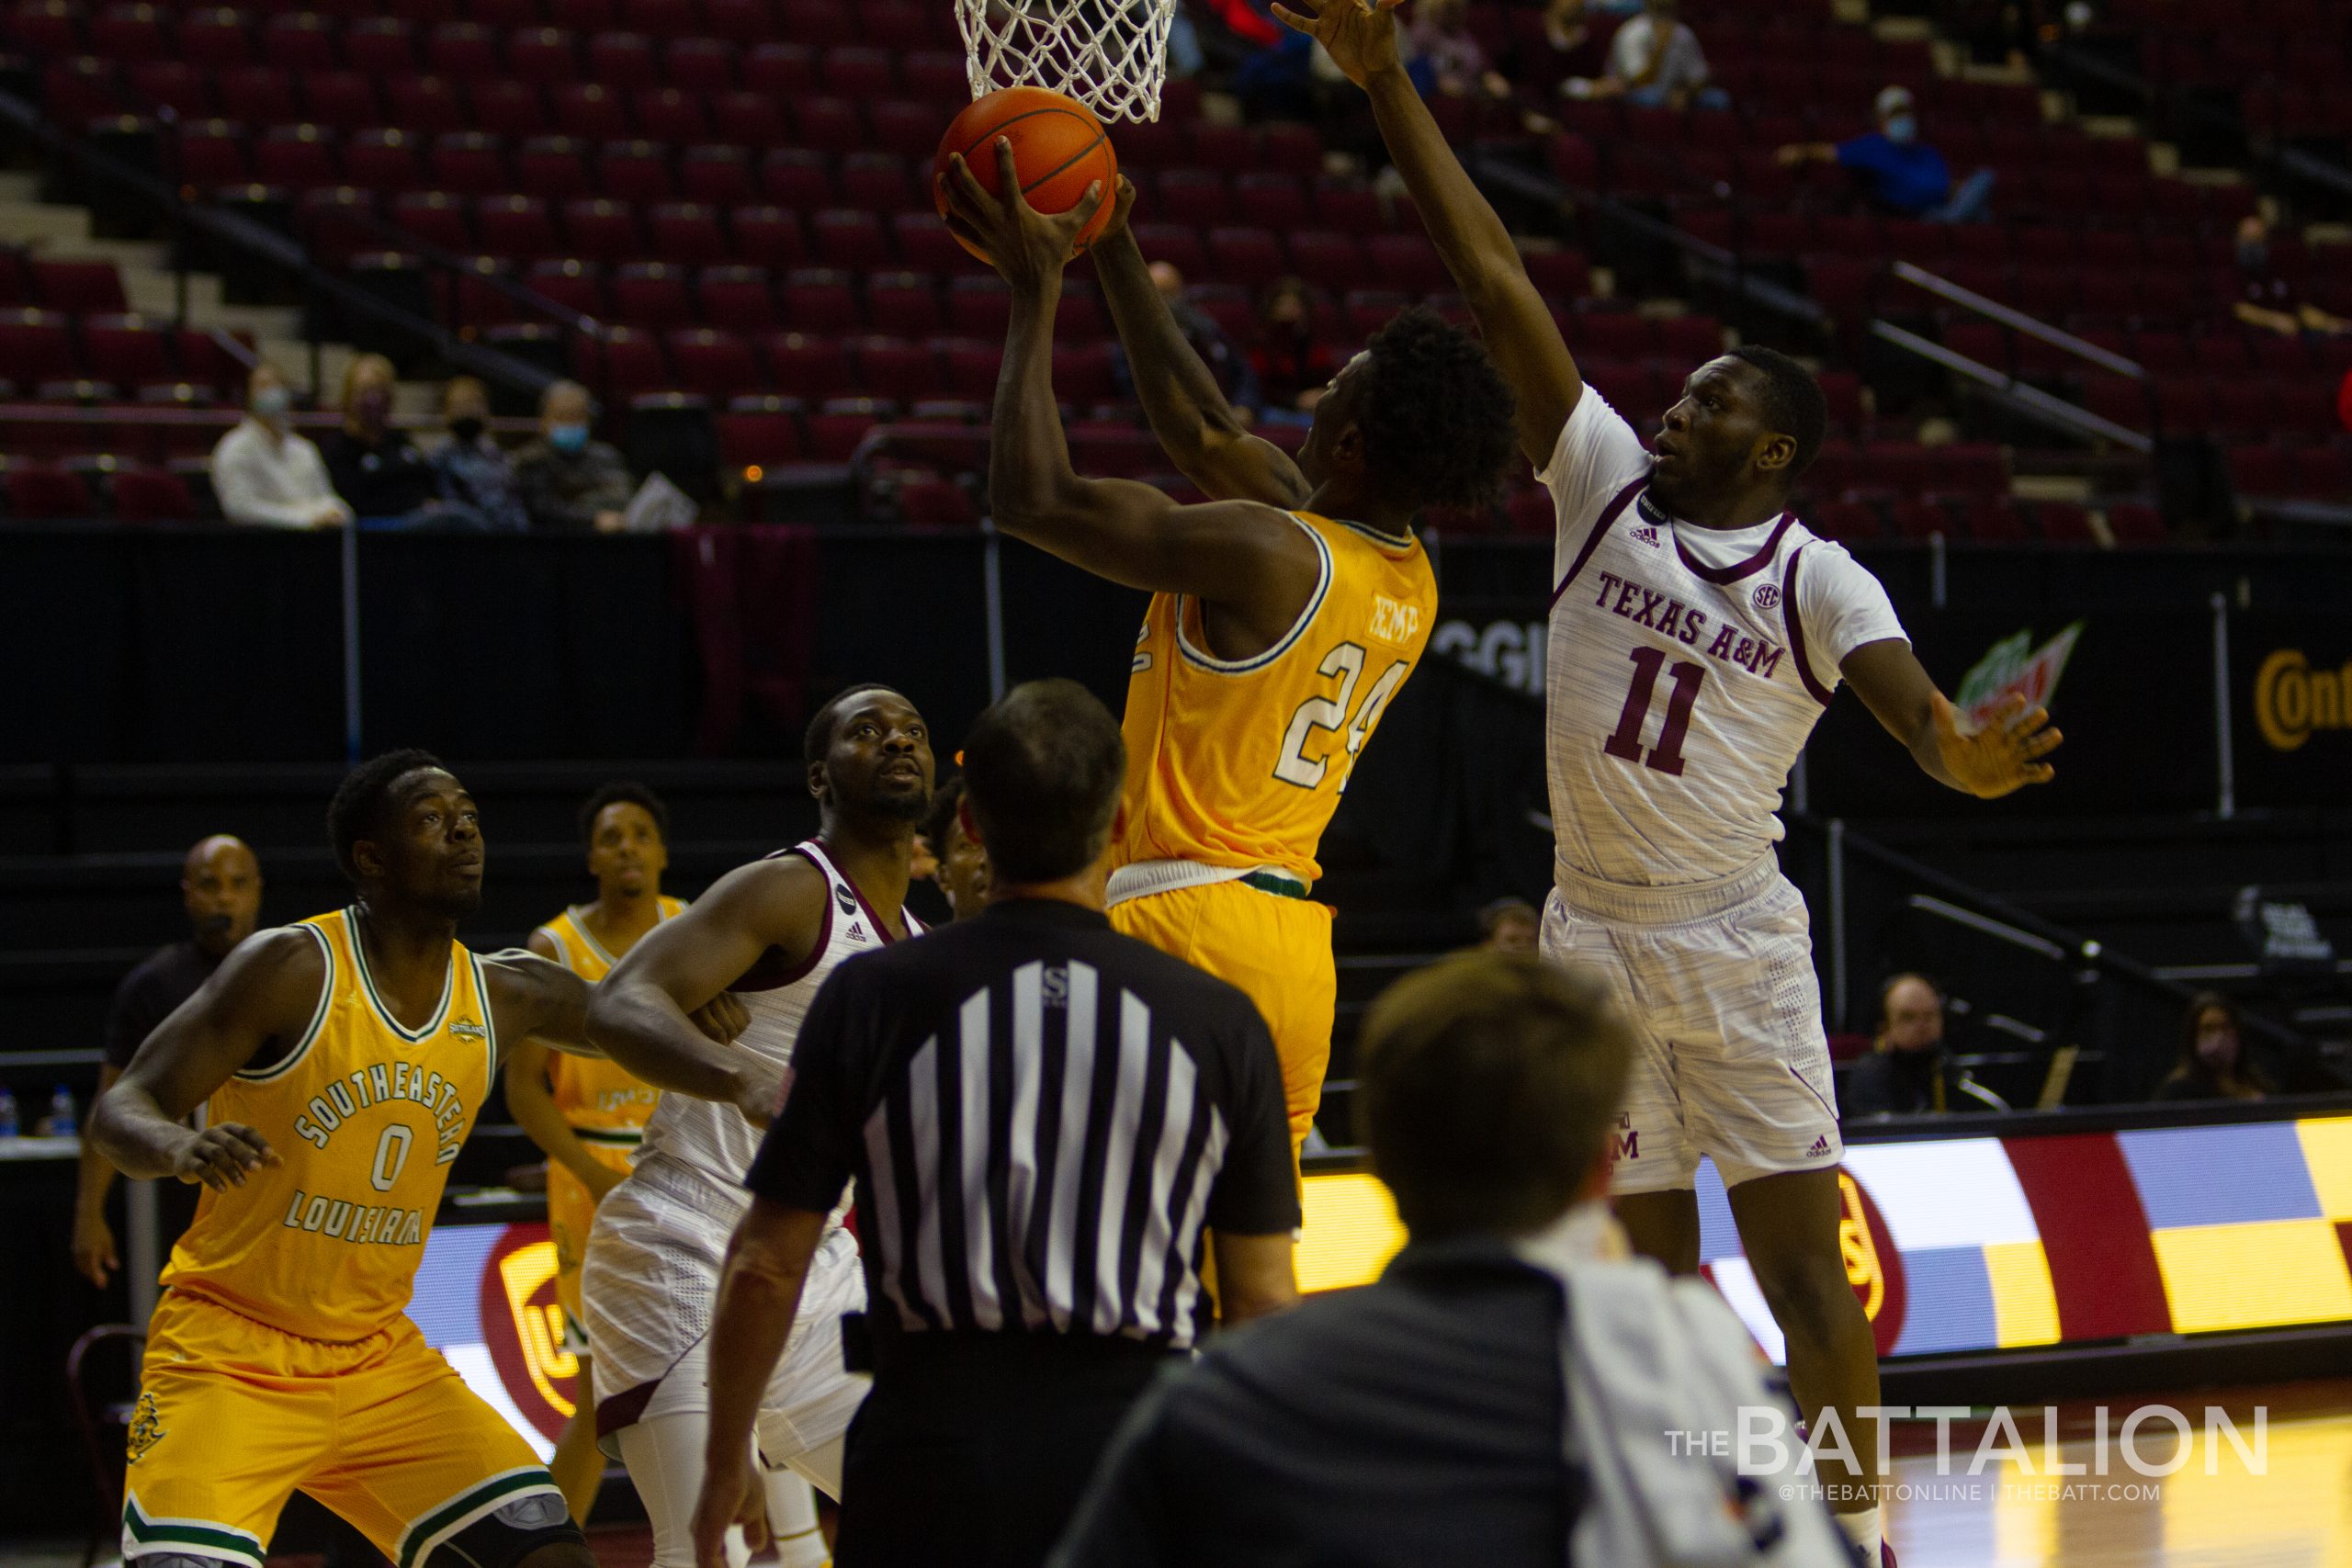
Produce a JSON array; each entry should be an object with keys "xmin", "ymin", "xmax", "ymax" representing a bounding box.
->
[{"xmin": 745, "ymin": 897, "xmax": 1299, "ymax": 1353}]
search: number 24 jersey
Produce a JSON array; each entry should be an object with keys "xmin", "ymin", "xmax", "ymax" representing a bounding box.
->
[
  {"xmin": 1116, "ymin": 510, "xmax": 1437, "ymax": 886},
  {"xmin": 1540, "ymin": 390, "xmax": 1908, "ymax": 888}
]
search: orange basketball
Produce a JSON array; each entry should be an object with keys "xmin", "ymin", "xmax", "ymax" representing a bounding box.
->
[{"xmin": 933, "ymin": 85, "xmax": 1119, "ymax": 265}]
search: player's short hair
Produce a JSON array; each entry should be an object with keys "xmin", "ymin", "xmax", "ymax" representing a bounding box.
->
[
  {"xmin": 960, "ymin": 680, "xmax": 1125, "ymax": 885},
  {"xmin": 1357, "ymin": 953, "xmax": 1633, "ymax": 1241},
  {"xmin": 804, "ymin": 683, "xmax": 901, "ymax": 763},
  {"xmin": 1357, "ymin": 308, "xmax": 1519, "ymax": 511},
  {"xmin": 1724, "ymin": 344, "xmax": 1827, "ymax": 480},
  {"xmin": 578, "ymin": 780, "xmax": 669, "ymax": 848},
  {"xmin": 920, "ymin": 775, "xmax": 967, "ymax": 851},
  {"xmin": 328, "ymin": 749, "xmax": 447, "ymax": 884}
]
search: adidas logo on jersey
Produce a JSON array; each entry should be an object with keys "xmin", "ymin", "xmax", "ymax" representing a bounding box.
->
[
  {"xmin": 846, "ymin": 922, "xmax": 865, "ymax": 942},
  {"xmin": 1806, "ymin": 1135, "xmax": 1832, "ymax": 1157},
  {"xmin": 1629, "ymin": 524, "xmax": 1662, "ymax": 547}
]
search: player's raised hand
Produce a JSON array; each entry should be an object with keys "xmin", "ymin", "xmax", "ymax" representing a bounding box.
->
[
  {"xmin": 691, "ymin": 989, "xmax": 751, "ymax": 1045},
  {"xmin": 1930, "ymin": 691, "xmax": 2062, "ymax": 798},
  {"xmin": 172, "ymin": 1122, "xmax": 280, "ymax": 1189},
  {"xmin": 1272, "ymin": 0, "xmax": 1406, "ymax": 88},
  {"xmin": 939, "ymin": 140, "xmax": 1107, "ymax": 289},
  {"xmin": 1103, "ymin": 175, "xmax": 1140, "ymax": 243}
]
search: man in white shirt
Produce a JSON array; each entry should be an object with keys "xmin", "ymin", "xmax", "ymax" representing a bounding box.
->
[
  {"xmin": 1270, "ymin": 4, "xmax": 2066, "ymax": 1562},
  {"xmin": 210, "ymin": 364, "xmax": 353, "ymax": 529},
  {"xmin": 1599, "ymin": 0, "xmax": 1724, "ymax": 111}
]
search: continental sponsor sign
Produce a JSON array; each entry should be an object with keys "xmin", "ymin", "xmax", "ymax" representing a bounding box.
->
[{"xmin": 2254, "ymin": 649, "xmax": 2352, "ymax": 750}]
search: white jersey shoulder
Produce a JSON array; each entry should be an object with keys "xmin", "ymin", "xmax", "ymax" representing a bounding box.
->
[
  {"xmin": 1538, "ymin": 390, "xmax": 1907, "ymax": 888},
  {"xmin": 635, "ymin": 838, "xmax": 923, "ymax": 1192}
]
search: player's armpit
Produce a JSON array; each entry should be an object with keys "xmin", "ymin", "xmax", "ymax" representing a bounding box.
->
[
  {"xmin": 998, "ymin": 483, "xmax": 1322, "ymax": 633},
  {"xmin": 94, "ymin": 925, "xmax": 327, "ymax": 1179}
]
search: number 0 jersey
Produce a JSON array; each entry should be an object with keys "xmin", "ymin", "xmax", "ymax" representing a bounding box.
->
[
  {"xmin": 1541, "ymin": 390, "xmax": 1908, "ymax": 887},
  {"xmin": 1114, "ymin": 510, "xmax": 1437, "ymax": 887},
  {"xmin": 160, "ymin": 908, "xmax": 496, "ymax": 1343}
]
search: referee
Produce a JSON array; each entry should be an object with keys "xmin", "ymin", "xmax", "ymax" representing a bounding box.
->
[{"xmin": 691, "ymin": 679, "xmax": 1302, "ymax": 1568}]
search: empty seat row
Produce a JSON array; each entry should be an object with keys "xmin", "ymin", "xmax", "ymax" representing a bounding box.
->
[
  {"xmin": 0, "ymin": 253, "xmax": 130, "ymax": 313},
  {"xmin": 2224, "ymin": 442, "xmax": 2352, "ymax": 501},
  {"xmin": 0, "ymin": 310, "xmax": 258, "ymax": 399}
]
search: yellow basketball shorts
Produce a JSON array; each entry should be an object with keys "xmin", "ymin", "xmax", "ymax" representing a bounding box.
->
[
  {"xmin": 123, "ymin": 1291, "xmax": 561, "ymax": 1568},
  {"xmin": 1111, "ymin": 878, "xmax": 1337, "ymax": 1160},
  {"xmin": 546, "ymin": 1144, "xmax": 633, "ymax": 1349}
]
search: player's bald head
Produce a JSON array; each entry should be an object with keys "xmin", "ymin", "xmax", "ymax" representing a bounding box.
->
[
  {"xmin": 182, "ymin": 834, "xmax": 263, "ymax": 956},
  {"xmin": 184, "ymin": 833, "xmax": 257, "ymax": 881}
]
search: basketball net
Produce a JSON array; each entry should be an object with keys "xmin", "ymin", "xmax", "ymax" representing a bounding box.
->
[{"xmin": 956, "ymin": 0, "xmax": 1178, "ymax": 122}]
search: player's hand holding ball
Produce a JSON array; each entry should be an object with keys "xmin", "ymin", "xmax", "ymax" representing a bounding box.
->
[
  {"xmin": 1272, "ymin": 0, "xmax": 1406, "ymax": 87},
  {"xmin": 939, "ymin": 139, "xmax": 1109, "ymax": 291},
  {"xmin": 173, "ymin": 1122, "xmax": 280, "ymax": 1189},
  {"xmin": 1931, "ymin": 691, "xmax": 2063, "ymax": 798}
]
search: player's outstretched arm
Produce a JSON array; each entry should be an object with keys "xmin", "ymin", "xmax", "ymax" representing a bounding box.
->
[
  {"xmin": 483, "ymin": 949, "xmax": 749, "ymax": 1066},
  {"xmin": 690, "ymin": 1198, "xmax": 831, "ymax": 1568},
  {"xmin": 90, "ymin": 927, "xmax": 318, "ymax": 1185},
  {"xmin": 1092, "ymin": 181, "xmax": 1310, "ymax": 509},
  {"xmin": 943, "ymin": 145, "xmax": 1322, "ymax": 615},
  {"xmin": 1842, "ymin": 638, "xmax": 2063, "ymax": 798},
  {"xmin": 1277, "ymin": 0, "xmax": 1583, "ymax": 467},
  {"xmin": 583, "ymin": 859, "xmax": 821, "ymax": 1122}
]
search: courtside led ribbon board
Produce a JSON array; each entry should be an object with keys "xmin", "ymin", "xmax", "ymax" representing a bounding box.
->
[{"xmin": 413, "ymin": 1115, "xmax": 2352, "ymax": 1445}]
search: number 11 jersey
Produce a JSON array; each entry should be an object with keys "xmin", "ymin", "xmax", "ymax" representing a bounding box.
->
[
  {"xmin": 1115, "ymin": 511, "xmax": 1436, "ymax": 886},
  {"xmin": 1542, "ymin": 390, "xmax": 1907, "ymax": 888}
]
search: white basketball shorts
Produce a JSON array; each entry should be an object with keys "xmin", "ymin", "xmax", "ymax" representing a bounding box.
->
[
  {"xmin": 1541, "ymin": 854, "xmax": 1843, "ymax": 1194},
  {"xmin": 582, "ymin": 1152, "xmax": 870, "ymax": 1478}
]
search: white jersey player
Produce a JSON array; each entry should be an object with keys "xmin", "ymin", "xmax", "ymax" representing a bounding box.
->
[
  {"xmin": 582, "ymin": 686, "xmax": 934, "ymax": 1568},
  {"xmin": 1276, "ymin": 5, "xmax": 2064, "ymax": 1562}
]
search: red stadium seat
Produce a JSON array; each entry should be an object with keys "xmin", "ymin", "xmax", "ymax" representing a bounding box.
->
[
  {"xmin": 509, "ymin": 27, "xmax": 582, "ymax": 85},
  {"xmin": 587, "ymin": 29, "xmax": 661, "ymax": 86},
  {"xmin": 695, "ymin": 265, "xmax": 775, "ymax": 329},
  {"xmin": 761, "ymin": 149, "xmax": 835, "ymax": 209},
  {"xmin": 470, "ymin": 80, "xmax": 549, "ymax": 138},
  {"xmin": 610, "ymin": 260, "xmax": 694, "ymax": 325},
  {"xmin": 562, "ymin": 197, "xmax": 643, "ymax": 262},
  {"xmin": 177, "ymin": 9, "xmax": 254, "ymax": 70},
  {"xmin": 390, "ymin": 189, "xmax": 474, "ymax": 251},
  {"xmin": 344, "ymin": 128, "xmax": 424, "ymax": 193},
  {"xmin": 665, "ymin": 36, "xmax": 737, "ymax": 90},
  {"xmin": 644, "ymin": 201, "xmax": 727, "ymax": 267},
  {"xmin": 635, "ymin": 85, "xmax": 708, "ymax": 142},
  {"xmin": 811, "ymin": 209, "xmax": 889, "ymax": 270},
  {"xmin": 806, "ymin": 400, "xmax": 886, "ymax": 461},
  {"xmin": 820, "ymin": 45, "xmax": 894, "ymax": 96},
  {"xmin": 900, "ymin": 51, "xmax": 967, "ymax": 103},
  {"xmin": 724, "ymin": 207, "xmax": 804, "ymax": 274},
  {"xmin": 6, "ymin": 460, "xmax": 98, "ymax": 519},
  {"xmin": 741, "ymin": 41, "xmax": 814, "ymax": 95},
  {"xmin": 546, "ymin": 0, "xmax": 617, "ymax": 31},
  {"xmin": 712, "ymin": 89, "xmax": 786, "ymax": 145},
  {"xmin": 865, "ymin": 272, "xmax": 943, "ymax": 336},
  {"xmin": 33, "ymin": 259, "xmax": 128, "ymax": 314},
  {"xmin": 477, "ymin": 194, "xmax": 560, "ymax": 258},
  {"xmin": 1051, "ymin": 341, "xmax": 1116, "ymax": 407},
  {"xmin": 82, "ymin": 314, "xmax": 174, "ymax": 390},
  {"xmin": 1187, "ymin": 124, "xmax": 1254, "ymax": 175},
  {"xmin": 429, "ymin": 131, "xmax": 509, "ymax": 196},
  {"xmin": 719, "ymin": 394, "xmax": 806, "ymax": 468},
  {"xmin": 935, "ymin": 336, "xmax": 999, "ymax": 398},
  {"xmin": 1364, "ymin": 233, "xmax": 1449, "ymax": 296},
  {"xmin": 947, "ymin": 275, "xmax": 1012, "ymax": 336},
  {"xmin": 254, "ymin": 124, "xmax": 339, "ymax": 189},
  {"xmin": 1128, "ymin": 222, "xmax": 1204, "ymax": 279},
  {"xmin": 666, "ymin": 327, "xmax": 763, "ymax": 399},
  {"xmin": 2031, "ymin": 501, "xmax": 2094, "ymax": 544},
  {"xmin": 1259, "ymin": 123, "xmax": 1322, "ymax": 177},
  {"xmin": 345, "ymin": 17, "xmax": 419, "ymax": 73},
  {"xmin": 1155, "ymin": 171, "xmax": 1231, "ymax": 228},
  {"xmin": 599, "ymin": 141, "xmax": 675, "ymax": 204},
  {"xmin": 592, "ymin": 324, "xmax": 672, "ymax": 397},
  {"xmin": 624, "ymin": 0, "xmax": 697, "ymax": 37},
  {"xmin": 261, "ymin": 11, "xmax": 337, "ymax": 70},
  {"xmin": 781, "ymin": 268, "xmax": 861, "ymax": 333},
  {"xmin": 839, "ymin": 153, "xmax": 920, "ymax": 214},
  {"xmin": 176, "ymin": 119, "xmax": 251, "ymax": 186},
  {"xmin": 897, "ymin": 478, "xmax": 978, "ymax": 528},
  {"xmin": 1284, "ymin": 230, "xmax": 1361, "ymax": 280},
  {"xmin": 891, "ymin": 213, "xmax": 967, "ymax": 275},
  {"xmin": 705, "ymin": 0, "xmax": 775, "ymax": 44},
  {"xmin": 302, "ymin": 71, "xmax": 382, "ymax": 132},
  {"xmin": 516, "ymin": 136, "xmax": 594, "ymax": 198},
  {"xmin": 867, "ymin": 100, "xmax": 939, "ymax": 162},
  {"xmin": 130, "ymin": 61, "xmax": 214, "ymax": 118},
  {"xmin": 792, "ymin": 96, "xmax": 865, "ymax": 155},
  {"xmin": 12, "ymin": 0, "xmax": 85, "ymax": 56},
  {"xmin": 679, "ymin": 144, "xmax": 753, "ymax": 204},
  {"xmin": 764, "ymin": 334, "xmax": 854, "ymax": 400},
  {"xmin": 775, "ymin": 0, "xmax": 854, "ymax": 49},
  {"xmin": 427, "ymin": 21, "xmax": 503, "ymax": 78},
  {"xmin": 2104, "ymin": 502, "xmax": 2165, "ymax": 545},
  {"xmin": 848, "ymin": 334, "xmax": 936, "ymax": 404},
  {"xmin": 110, "ymin": 463, "xmax": 198, "ymax": 523},
  {"xmin": 553, "ymin": 83, "xmax": 630, "ymax": 141},
  {"xmin": 527, "ymin": 256, "xmax": 608, "ymax": 317}
]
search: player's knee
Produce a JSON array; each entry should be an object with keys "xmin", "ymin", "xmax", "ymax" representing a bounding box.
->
[
  {"xmin": 1748, "ymin": 1249, "xmax": 1866, "ymax": 1342},
  {"xmin": 424, "ymin": 1490, "xmax": 589, "ymax": 1568}
]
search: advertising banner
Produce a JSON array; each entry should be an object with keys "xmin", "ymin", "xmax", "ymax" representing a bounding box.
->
[
  {"xmin": 2233, "ymin": 614, "xmax": 2352, "ymax": 809},
  {"xmin": 416, "ymin": 1113, "xmax": 2352, "ymax": 1450}
]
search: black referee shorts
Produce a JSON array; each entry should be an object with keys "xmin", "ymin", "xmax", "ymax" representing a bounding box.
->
[{"xmin": 834, "ymin": 1331, "xmax": 1182, "ymax": 1568}]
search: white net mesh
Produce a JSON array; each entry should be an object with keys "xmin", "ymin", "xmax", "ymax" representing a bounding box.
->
[{"xmin": 956, "ymin": 0, "xmax": 1178, "ymax": 123}]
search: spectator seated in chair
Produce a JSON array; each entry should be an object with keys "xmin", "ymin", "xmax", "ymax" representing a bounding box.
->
[
  {"xmin": 210, "ymin": 362, "xmax": 352, "ymax": 530},
  {"xmin": 1840, "ymin": 972, "xmax": 2008, "ymax": 1119},
  {"xmin": 2229, "ymin": 216, "xmax": 2352, "ymax": 340},
  {"xmin": 321, "ymin": 354, "xmax": 489, "ymax": 530},
  {"xmin": 1576, "ymin": 0, "xmax": 1727, "ymax": 112},
  {"xmin": 1406, "ymin": 0, "xmax": 1511, "ymax": 100},
  {"xmin": 1250, "ymin": 277, "xmax": 1339, "ymax": 426},
  {"xmin": 2153, "ymin": 991, "xmax": 2271, "ymax": 1103},
  {"xmin": 427, "ymin": 376, "xmax": 530, "ymax": 533},
  {"xmin": 1777, "ymin": 85, "xmax": 1996, "ymax": 224},
  {"xmin": 515, "ymin": 378, "xmax": 637, "ymax": 533}
]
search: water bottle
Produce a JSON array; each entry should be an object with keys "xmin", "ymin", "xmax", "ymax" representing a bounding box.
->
[
  {"xmin": 0, "ymin": 1086, "xmax": 17, "ymax": 1138},
  {"xmin": 48, "ymin": 1085, "xmax": 77, "ymax": 1137}
]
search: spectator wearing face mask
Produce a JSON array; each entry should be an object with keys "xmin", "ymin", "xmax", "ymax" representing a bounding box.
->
[
  {"xmin": 1777, "ymin": 85, "xmax": 1996, "ymax": 223},
  {"xmin": 321, "ymin": 353, "xmax": 486, "ymax": 529},
  {"xmin": 210, "ymin": 362, "xmax": 352, "ymax": 529},
  {"xmin": 428, "ymin": 376, "xmax": 530, "ymax": 532},
  {"xmin": 516, "ymin": 379, "xmax": 636, "ymax": 533}
]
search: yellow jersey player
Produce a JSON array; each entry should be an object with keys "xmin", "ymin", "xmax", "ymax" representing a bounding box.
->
[
  {"xmin": 89, "ymin": 752, "xmax": 763, "ymax": 1568},
  {"xmin": 505, "ymin": 782, "xmax": 684, "ymax": 1520},
  {"xmin": 942, "ymin": 156, "xmax": 1518, "ymax": 1158}
]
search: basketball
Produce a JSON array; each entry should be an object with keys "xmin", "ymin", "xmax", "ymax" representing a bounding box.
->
[{"xmin": 933, "ymin": 85, "xmax": 1120, "ymax": 264}]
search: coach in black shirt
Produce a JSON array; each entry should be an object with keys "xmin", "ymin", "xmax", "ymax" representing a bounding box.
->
[{"xmin": 695, "ymin": 679, "xmax": 1301, "ymax": 1568}]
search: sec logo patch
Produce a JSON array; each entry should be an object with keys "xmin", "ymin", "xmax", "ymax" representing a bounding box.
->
[{"xmin": 1752, "ymin": 583, "xmax": 1781, "ymax": 611}]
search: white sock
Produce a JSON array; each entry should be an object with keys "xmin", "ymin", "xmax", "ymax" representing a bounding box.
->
[
  {"xmin": 1834, "ymin": 1505, "xmax": 1882, "ymax": 1562},
  {"xmin": 763, "ymin": 1468, "xmax": 829, "ymax": 1568}
]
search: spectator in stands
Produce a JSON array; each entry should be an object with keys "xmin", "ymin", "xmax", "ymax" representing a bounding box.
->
[
  {"xmin": 916, "ymin": 776, "xmax": 992, "ymax": 923},
  {"xmin": 70, "ymin": 834, "xmax": 262, "ymax": 1289},
  {"xmin": 210, "ymin": 363, "xmax": 352, "ymax": 530},
  {"xmin": 1585, "ymin": 0, "xmax": 1725, "ymax": 112},
  {"xmin": 1250, "ymin": 278, "xmax": 1338, "ymax": 422},
  {"xmin": 1841, "ymin": 973, "xmax": 2008, "ymax": 1117},
  {"xmin": 1113, "ymin": 264, "xmax": 1260, "ymax": 412},
  {"xmin": 1405, "ymin": 0, "xmax": 1510, "ymax": 99},
  {"xmin": 322, "ymin": 354, "xmax": 484, "ymax": 529},
  {"xmin": 2154, "ymin": 991, "xmax": 2270, "ymax": 1102},
  {"xmin": 2230, "ymin": 216, "xmax": 2352, "ymax": 339},
  {"xmin": 427, "ymin": 376, "xmax": 529, "ymax": 533},
  {"xmin": 1505, "ymin": 0, "xmax": 1607, "ymax": 100},
  {"xmin": 1776, "ymin": 86, "xmax": 1996, "ymax": 223},
  {"xmin": 1053, "ymin": 953, "xmax": 1849, "ymax": 1568},
  {"xmin": 516, "ymin": 379, "xmax": 635, "ymax": 533},
  {"xmin": 1476, "ymin": 897, "xmax": 1540, "ymax": 954}
]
